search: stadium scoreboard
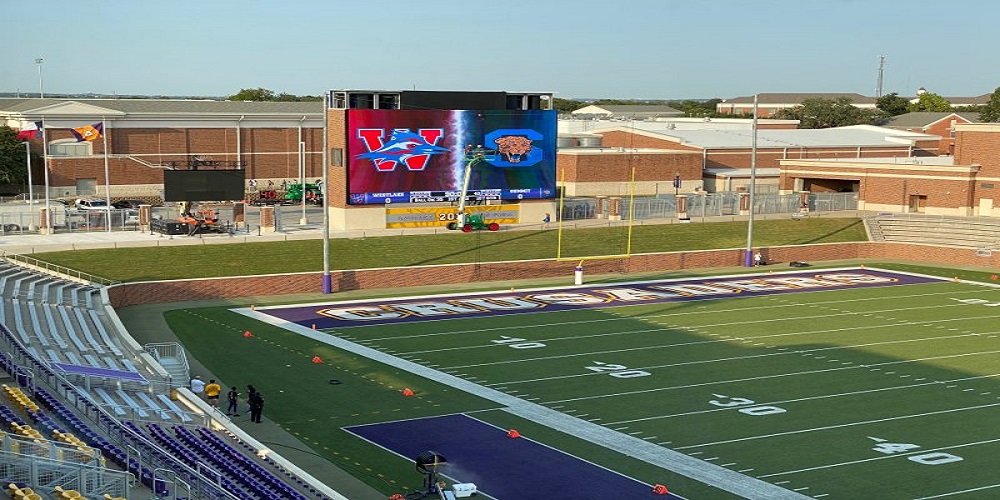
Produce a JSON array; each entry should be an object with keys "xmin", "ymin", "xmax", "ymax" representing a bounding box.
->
[{"xmin": 359, "ymin": 189, "xmax": 545, "ymax": 204}]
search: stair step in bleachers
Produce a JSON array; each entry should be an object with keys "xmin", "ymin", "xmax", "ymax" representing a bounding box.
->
[
  {"xmin": 43, "ymin": 304, "xmax": 71, "ymax": 350},
  {"xmin": 1, "ymin": 267, "xmax": 25, "ymax": 292},
  {"xmin": 54, "ymin": 282, "xmax": 69, "ymax": 306},
  {"xmin": 88, "ymin": 310, "xmax": 123, "ymax": 356},
  {"xmin": 63, "ymin": 351, "xmax": 84, "ymax": 366},
  {"xmin": 57, "ymin": 306, "xmax": 90, "ymax": 353},
  {"xmin": 82, "ymin": 388, "xmax": 127, "ymax": 417},
  {"xmin": 135, "ymin": 392, "xmax": 172, "ymax": 421},
  {"xmin": 111, "ymin": 389, "xmax": 149, "ymax": 420},
  {"xmin": 25, "ymin": 300, "xmax": 52, "ymax": 348},
  {"xmin": 72, "ymin": 308, "xmax": 105, "ymax": 354},
  {"xmin": 10, "ymin": 299, "xmax": 33, "ymax": 346},
  {"xmin": 11, "ymin": 274, "xmax": 32, "ymax": 300},
  {"xmin": 870, "ymin": 215, "xmax": 1000, "ymax": 248},
  {"xmin": 154, "ymin": 394, "xmax": 193, "ymax": 423},
  {"xmin": 45, "ymin": 349, "xmax": 62, "ymax": 364}
]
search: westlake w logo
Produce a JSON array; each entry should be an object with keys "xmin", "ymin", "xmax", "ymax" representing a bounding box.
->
[{"xmin": 356, "ymin": 128, "xmax": 448, "ymax": 172}]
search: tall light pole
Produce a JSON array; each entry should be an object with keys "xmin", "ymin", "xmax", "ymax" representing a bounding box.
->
[{"xmin": 35, "ymin": 58, "xmax": 45, "ymax": 98}]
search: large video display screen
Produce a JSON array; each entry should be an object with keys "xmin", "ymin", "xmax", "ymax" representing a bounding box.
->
[
  {"xmin": 347, "ymin": 109, "xmax": 556, "ymax": 205},
  {"xmin": 164, "ymin": 170, "xmax": 246, "ymax": 202}
]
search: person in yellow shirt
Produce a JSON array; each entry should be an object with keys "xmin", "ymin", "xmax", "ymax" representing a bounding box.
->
[{"xmin": 204, "ymin": 379, "xmax": 222, "ymax": 408}]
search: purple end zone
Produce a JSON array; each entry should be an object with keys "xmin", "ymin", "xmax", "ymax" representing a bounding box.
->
[
  {"xmin": 261, "ymin": 268, "xmax": 945, "ymax": 329},
  {"xmin": 345, "ymin": 413, "xmax": 678, "ymax": 499}
]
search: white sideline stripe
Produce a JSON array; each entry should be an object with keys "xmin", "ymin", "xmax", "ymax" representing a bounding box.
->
[{"xmin": 240, "ymin": 308, "xmax": 811, "ymax": 500}]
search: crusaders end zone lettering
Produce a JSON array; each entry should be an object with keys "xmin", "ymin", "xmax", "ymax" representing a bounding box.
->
[{"xmin": 311, "ymin": 271, "xmax": 939, "ymax": 327}]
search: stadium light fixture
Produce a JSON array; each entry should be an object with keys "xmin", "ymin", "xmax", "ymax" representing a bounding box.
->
[
  {"xmin": 35, "ymin": 58, "xmax": 44, "ymax": 98},
  {"xmin": 414, "ymin": 451, "xmax": 447, "ymax": 496}
]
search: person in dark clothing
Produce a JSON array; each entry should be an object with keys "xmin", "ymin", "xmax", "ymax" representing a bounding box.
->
[
  {"xmin": 249, "ymin": 392, "xmax": 264, "ymax": 423},
  {"xmin": 226, "ymin": 387, "xmax": 239, "ymax": 416},
  {"xmin": 246, "ymin": 385, "xmax": 257, "ymax": 413}
]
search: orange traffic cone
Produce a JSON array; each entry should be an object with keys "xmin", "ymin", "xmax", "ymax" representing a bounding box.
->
[
  {"xmin": 652, "ymin": 484, "xmax": 669, "ymax": 495},
  {"xmin": 311, "ymin": 356, "xmax": 323, "ymax": 364},
  {"xmin": 401, "ymin": 388, "xmax": 414, "ymax": 397},
  {"xmin": 507, "ymin": 429, "xmax": 520, "ymax": 438},
  {"xmin": 243, "ymin": 331, "xmax": 253, "ymax": 338}
]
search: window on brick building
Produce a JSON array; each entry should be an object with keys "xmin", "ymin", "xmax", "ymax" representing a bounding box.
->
[{"xmin": 49, "ymin": 139, "xmax": 92, "ymax": 156}]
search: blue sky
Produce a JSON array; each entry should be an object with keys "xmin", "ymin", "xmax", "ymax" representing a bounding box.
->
[{"xmin": 4, "ymin": 0, "xmax": 999, "ymax": 100}]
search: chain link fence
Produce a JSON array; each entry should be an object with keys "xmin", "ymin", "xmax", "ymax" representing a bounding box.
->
[{"xmin": 561, "ymin": 192, "xmax": 858, "ymax": 221}]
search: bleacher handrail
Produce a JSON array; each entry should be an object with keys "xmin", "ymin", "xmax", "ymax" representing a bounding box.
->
[
  {"xmin": 1, "ymin": 251, "xmax": 119, "ymax": 287},
  {"xmin": 0, "ymin": 325, "xmax": 240, "ymax": 500},
  {"xmin": 0, "ymin": 447, "xmax": 131, "ymax": 498}
]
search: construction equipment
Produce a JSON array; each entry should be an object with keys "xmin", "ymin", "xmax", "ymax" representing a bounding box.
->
[
  {"xmin": 284, "ymin": 183, "xmax": 323, "ymax": 205},
  {"xmin": 446, "ymin": 146, "xmax": 500, "ymax": 232}
]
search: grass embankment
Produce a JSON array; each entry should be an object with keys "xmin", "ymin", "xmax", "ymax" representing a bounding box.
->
[{"xmin": 35, "ymin": 218, "xmax": 867, "ymax": 281}]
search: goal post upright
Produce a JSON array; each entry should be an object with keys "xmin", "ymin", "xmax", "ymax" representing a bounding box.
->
[{"xmin": 555, "ymin": 166, "xmax": 637, "ymax": 281}]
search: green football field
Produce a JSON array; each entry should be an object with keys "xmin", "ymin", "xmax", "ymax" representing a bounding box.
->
[{"xmin": 171, "ymin": 266, "xmax": 1000, "ymax": 499}]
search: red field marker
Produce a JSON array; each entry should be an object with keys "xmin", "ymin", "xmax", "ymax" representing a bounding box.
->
[
  {"xmin": 242, "ymin": 330, "xmax": 253, "ymax": 338},
  {"xmin": 507, "ymin": 429, "xmax": 520, "ymax": 438},
  {"xmin": 652, "ymin": 484, "xmax": 669, "ymax": 495},
  {"xmin": 991, "ymin": 275, "xmax": 998, "ymax": 280},
  {"xmin": 311, "ymin": 356, "xmax": 323, "ymax": 364},
  {"xmin": 401, "ymin": 388, "xmax": 414, "ymax": 396}
]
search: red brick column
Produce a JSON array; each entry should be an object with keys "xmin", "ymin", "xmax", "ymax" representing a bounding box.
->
[
  {"xmin": 738, "ymin": 192, "xmax": 751, "ymax": 216},
  {"xmin": 609, "ymin": 197, "xmax": 622, "ymax": 221},
  {"xmin": 39, "ymin": 207, "xmax": 52, "ymax": 235},
  {"xmin": 260, "ymin": 206, "xmax": 276, "ymax": 233}
]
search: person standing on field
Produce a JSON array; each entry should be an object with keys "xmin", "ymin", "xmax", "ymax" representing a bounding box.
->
[
  {"xmin": 190, "ymin": 376, "xmax": 205, "ymax": 396},
  {"xmin": 226, "ymin": 387, "xmax": 239, "ymax": 416},
  {"xmin": 204, "ymin": 379, "xmax": 221, "ymax": 408},
  {"xmin": 249, "ymin": 391, "xmax": 265, "ymax": 423}
]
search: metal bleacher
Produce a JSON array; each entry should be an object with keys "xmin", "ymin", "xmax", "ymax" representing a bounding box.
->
[
  {"xmin": 866, "ymin": 213, "xmax": 1000, "ymax": 249},
  {"xmin": 0, "ymin": 256, "xmax": 339, "ymax": 500}
]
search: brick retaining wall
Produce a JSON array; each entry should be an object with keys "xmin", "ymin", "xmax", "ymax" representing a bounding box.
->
[{"xmin": 106, "ymin": 242, "xmax": 1000, "ymax": 308}]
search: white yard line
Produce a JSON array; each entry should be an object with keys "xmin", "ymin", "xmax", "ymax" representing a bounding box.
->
[{"xmin": 240, "ymin": 308, "xmax": 812, "ymax": 500}]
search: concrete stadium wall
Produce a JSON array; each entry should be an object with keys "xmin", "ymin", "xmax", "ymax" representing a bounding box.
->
[{"xmin": 108, "ymin": 241, "xmax": 1000, "ymax": 308}]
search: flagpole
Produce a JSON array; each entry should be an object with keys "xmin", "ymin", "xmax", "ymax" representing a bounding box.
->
[
  {"xmin": 102, "ymin": 118, "xmax": 112, "ymax": 232},
  {"xmin": 42, "ymin": 121, "xmax": 50, "ymax": 211},
  {"xmin": 321, "ymin": 91, "xmax": 332, "ymax": 294},
  {"xmin": 25, "ymin": 141, "xmax": 34, "ymax": 206},
  {"xmin": 744, "ymin": 93, "xmax": 759, "ymax": 267}
]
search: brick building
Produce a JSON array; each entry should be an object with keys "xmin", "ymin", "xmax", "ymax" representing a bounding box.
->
[
  {"xmin": 877, "ymin": 111, "xmax": 979, "ymax": 155},
  {"xmin": 1, "ymin": 98, "xmax": 324, "ymax": 199},
  {"xmin": 779, "ymin": 123, "xmax": 1000, "ymax": 216},
  {"xmin": 558, "ymin": 123, "xmax": 940, "ymax": 195}
]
